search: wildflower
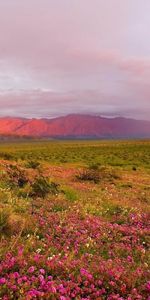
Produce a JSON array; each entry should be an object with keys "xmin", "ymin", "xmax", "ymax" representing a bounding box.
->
[
  {"xmin": 27, "ymin": 289, "xmax": 39, "ymax": 298},
  {"xmin": 47, "ymin": 256, "xmax": 53, "ymax": 261},
  {"xmin": 80, "ymin": 268, "xmax": 93, "ymax": 280},
  {"xmin": 18, "ymin": 247, "xmax": 24, "ymax": 256},
  {"xmin": 11, "ymin": 285, "xmax": 17, "ymax": 291},
  {"xmin": 13, "ymin": 272, "xmax": 20, "ymax": 279},
  {"xmin": 17, "ymin": 278, "xmax": 23, "ymax": 285},
  {"xmin": 51, "ymin": 286, "xmax": 57, "ymax": 293},
  {"xmin": 39, "ymin": 268, "xmax": 45, "ymax": 275},
  {"xmin": 0, "ymin": 277, "xmax": 6, "ymax": 284},
  {"xmin": 127, "ymin": 256, "xmax": 133, "ymax": 263},
  {"xmin": 144, "ymin": 262, "xmax": 148, "ymax": 267},
  {"xmin": 146, "ymin": 281, "xmax": 150, "ymax": 291},
  {"xmin": 36, "ymin": 248, "xmax": 42, "ymax": 253},
  {"xmin": 109, "ymin": 281, "xmax": 115, "ymax": 286},
  {"xmin": 38, "ymin": 274, "xmax": 45, "ymax": 283},
  {"xmin": 22, "ymin": 276, "xmax": 28, "ymax": 281},
  {"xmin": 28, "ymin": 266, "xmax": 35, "ymax": 273}
]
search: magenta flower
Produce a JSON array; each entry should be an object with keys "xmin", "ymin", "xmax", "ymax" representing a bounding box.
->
[
  {"xmin": 146, "ymin": 281, "xmax": 150, "ymax": 291},
  {"xmin": 39, "ymin": 268, "xmax": 45, "ymax": 275},
  {"xmin": 13, "ymin": 272, "xmax": 20, "ymax": 279},
  {"xmin": 28, "ymin": 266, "xmax": 35, "ymax": 273},
  {"xmin": 0, "ymin": 278, "xmax": 6, "ymax": 284}
]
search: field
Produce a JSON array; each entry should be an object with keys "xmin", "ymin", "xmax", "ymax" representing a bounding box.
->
[{"xmin": 0, "ymin": 140, "xmax": 150, "ymax": 299}]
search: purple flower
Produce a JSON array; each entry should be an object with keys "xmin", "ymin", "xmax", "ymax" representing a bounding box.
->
[
  {"xmin": 0, "ymin": 277, "xmax": 6, "ymax": 284},
  {"xmin": 38, "ymin": 274, "xmax": 45, "ymax": 283},
  {"xmin": 146, "ymin": 281, "xmax": 150, "ymax": 291},
  {"xmin": 27, "ymin": 289, "xmax": 39, "ymax": 297},
  {"xmin": 13, "ymin": 272, "xmax": 20, "ymax": 279},
  {"xmin": 22, "ymin": 275, "xmax": 28, "ymax": 281},
  {"xmin": 28, "ymin": 266, "xmax": 35, "ymax": 273},
  {"xmin": 39, "ymin": 268, "xmax": 45, "ymax": 275}
]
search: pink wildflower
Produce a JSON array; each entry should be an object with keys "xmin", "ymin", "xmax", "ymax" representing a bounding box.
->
[{"xmin": 28, "ymin": 266, "xmax": 35, "ymax": 273}]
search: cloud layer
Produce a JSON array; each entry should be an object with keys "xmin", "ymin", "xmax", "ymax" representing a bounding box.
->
[{"xmin": 0, "ymin": 0, "xmax": 150, "ymax": 119}]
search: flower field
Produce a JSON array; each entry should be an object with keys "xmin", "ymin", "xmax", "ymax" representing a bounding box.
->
[{"xmin": 0, "ymin": 140, "xmax": 150, "ymax": 299}]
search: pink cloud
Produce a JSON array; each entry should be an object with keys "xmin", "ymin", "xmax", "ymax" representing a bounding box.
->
[
  {"xmin": 119, "ymin": 58, "xmax": 150, "ymax": 75},
  {"xmin": 0, "ymin": 0, "xmax": 150, "ymax": 120}
]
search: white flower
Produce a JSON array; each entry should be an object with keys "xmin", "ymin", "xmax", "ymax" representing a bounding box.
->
[
  {"xmin": 36, "ymin": 248, "xmax": 42, "ymax": 253},
  {"xmin": 47, "ymin": 256, "xmax": 53, "ymax": 261}
]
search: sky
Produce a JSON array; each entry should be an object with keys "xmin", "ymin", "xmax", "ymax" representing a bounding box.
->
[{"xmin": 0, "ymin": 0, "xmax": 150, "ymax": 120}]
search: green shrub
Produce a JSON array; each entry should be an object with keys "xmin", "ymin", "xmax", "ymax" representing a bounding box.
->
[
  {"xmin": 101, "ymin": 202, "xmax": 127, "ymax": 217},
  {"xmin": 31, "ymin": 177, "xmax": 59, "ymax": 198},
  {"xmin": 88, "ymin": 163, "xmax": 100, "ymax": 170},
  {"xmin": 0, "ymin": 191, "xmax": 9, "ymax": 204},
  {"xmin": 62, "ymin": 187, "xmax": 78, "ymax": 202},
  {"xmin": 17, "ymin": 190, "xmax": 29, "ymax": 199},
  {"xmin": 52, "ymin": 204, "xmax": 66, "ymax": 212},
  {"xmin": 76, "ymin": 165, "xmax": 121, "ymax": 184},
  {"xmin": 76, "ymin": 168, "xmax": 101, "ymax": 183},
  {"xmin": 110, "ymin": 169, "xmax": 121, "ymax": 180},
  {"xmin": 26, "ymin": 160, "xmax": 40, "ymax": 169},
  {"xmin": 7, "ymin": 165, "xmax": 28, "ymax": 188},
  {"xmin": 0, "ymin": 152, "xmax": 13, "ymax": 160},
  {"xmin": 132, "ymin": 166, "xmax": 137, "ymax": 171},
  {"xmin": 119, "ymin": 183, "xmax": 132, "ymax": 189},
  {"xmin": 0, "ymin": 208, "xmax": 11, "ymax": 236}
]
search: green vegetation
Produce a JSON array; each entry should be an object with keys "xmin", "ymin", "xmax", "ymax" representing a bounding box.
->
[
  {"xmin": 31, "ymin": 177, "xmax": 60, "ymax": 198},
  {"xmin": 0, "ymin": 140, "xmax": 149, "ymax": 299},
  {"xmin": 0, "ymin": 139, "xmax": 150, "ymax": 168}
]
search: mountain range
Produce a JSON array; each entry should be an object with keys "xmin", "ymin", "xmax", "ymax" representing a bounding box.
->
[{"xmin": 0, "ymin": 114, "xmax": 150, "ymax": 139}]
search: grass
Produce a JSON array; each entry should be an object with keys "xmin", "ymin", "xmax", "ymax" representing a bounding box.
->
[
  {"xmin": 0, "ymin": 139, "xmax": 150, "ymax": 299},
  {"xmin": 0, "ymin": 139, "xmax": 150, "ymax": 169}
]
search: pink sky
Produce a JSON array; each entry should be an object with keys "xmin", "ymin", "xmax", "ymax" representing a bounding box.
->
[{"xmin": 0, "ymin": 0, "xmax": 150, "ymax": 119}]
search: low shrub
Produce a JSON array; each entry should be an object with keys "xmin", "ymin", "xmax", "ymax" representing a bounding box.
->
[
  {"xmin": 62, "ymin": 187, "xmax": 78, "ymax": 202},
  {"xmin": 76, "ymin": 166, "xmax": 121, "ymax": 184},
  {"xmin": 76, "ymin": 168, "xmax": 100, "ymax": 183},
  {"xmin": 26, "ymin": 160, "xmax": 40, "ymax": 169},
  {"xmin": 88, "ymin": 163, "xmax": 100, "ymax": 170},
  {"xmin": 132, "ymin": 166, "xmax": 137, "ymax": 171},
  {"xmin": 0, "ymin": 152, "xmax": 13, "ymax": 160},
  {"xmin": 7, "ymin": 165, "xmax": 28, "ymax": 188},
  {"xmin": 0, "ymin": 208, "xmax": 11, "ymax": 236},
  {"xmin": 31, "ymin": 177, "xmax": 59, "ymax": 198}
]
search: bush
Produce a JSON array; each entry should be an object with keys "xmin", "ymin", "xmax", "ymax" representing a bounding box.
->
[
  {"xmin": 76, "ymin": 166, "xmax": 121, "ymax": 184},
  {"xmin": 0, "ymin": 152, "xmax": 13, "ymax": 160},
  {"xmin": 7, "ymin": 165, "xmax": 28, "ymax": 188},
  {"xmin": 0, "ymin": 208, "xmax": 11, "ymax": 236},
  {"xmin": 132, "ymin": 166, "xmax": 137, "ymax": 171},
  {"xmin": 26, "ymin": 160, "xmax": 40, "ymax": 169},
  {"xmin": 76, "ymin": 168, "xmax": 101, "ymax": 183},
  {"xmin": 31, "ymin": 177, "xmax": 59, "ymax": 198},
  {"xmin": 62, "ymin": 187, "xmax": 78, "ymax": 202},
  {"xmin": 88, "ymin": 163, "xmax": 100, "ymax": 170}
]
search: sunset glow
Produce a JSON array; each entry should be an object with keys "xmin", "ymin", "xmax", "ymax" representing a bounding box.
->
[{"xmin": 0, "ymin": 0, "xmax": 150, "ymax": 119}]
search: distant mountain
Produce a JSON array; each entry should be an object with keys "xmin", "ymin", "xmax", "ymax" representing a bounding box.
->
[{"xmin": 0, "ymin": 114, "xmax": 150, "ymax": 139}]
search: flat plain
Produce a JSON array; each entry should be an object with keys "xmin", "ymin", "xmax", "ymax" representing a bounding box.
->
[{"xmin": 0, "ymin": 140, "xmax": 150, "ymax": 299}]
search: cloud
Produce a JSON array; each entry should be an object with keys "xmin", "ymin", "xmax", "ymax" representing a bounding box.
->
[
  {"xmin": 119, "ymin": 58, "xmax": 150, "ymax": 76},
  {"xmin": 0, "ymin": 0, "xmax": 150, "ymax": 120},
  {"xmin": 0, "ymin": 87, "xmax": 150, "ymax": 120}
]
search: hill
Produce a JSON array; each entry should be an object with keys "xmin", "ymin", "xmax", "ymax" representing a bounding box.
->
[{"xmin": 0, "ymin": 114, "xmax": 149, "ymax": 138}]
